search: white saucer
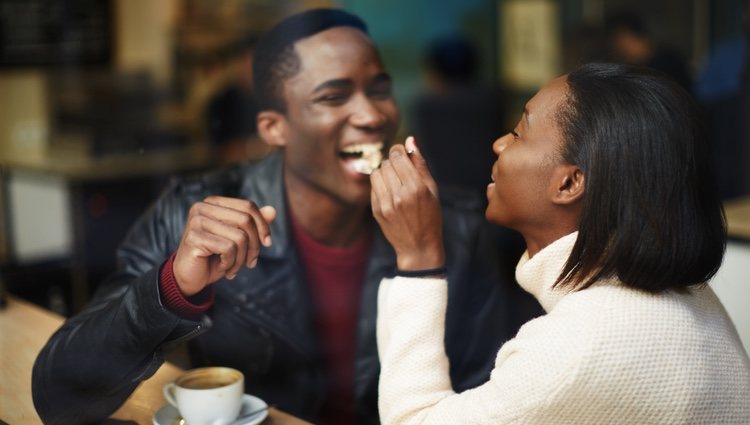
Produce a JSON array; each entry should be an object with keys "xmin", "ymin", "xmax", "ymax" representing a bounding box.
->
[{"xmin": 152, "ymin": 394, "xmax": 268, "ymax": 425}]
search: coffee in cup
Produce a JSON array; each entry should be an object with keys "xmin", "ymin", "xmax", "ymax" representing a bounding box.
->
[{"xmin": 163, "ymin": 367, "xmax": 244, "ymax": 425}]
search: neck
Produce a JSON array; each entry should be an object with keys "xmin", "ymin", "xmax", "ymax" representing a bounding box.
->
[
  {"xmin": 285, "ymin": 173, "xmax": 371, "ymax": 248},
  {"xmin": 522, "ymin": 222, "xmax": 579, "ymax": 258}
]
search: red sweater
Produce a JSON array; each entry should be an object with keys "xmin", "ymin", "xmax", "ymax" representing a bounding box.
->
[{"xmin": 289, "ymin": 215, "xmax": 371, "ymax": 425}]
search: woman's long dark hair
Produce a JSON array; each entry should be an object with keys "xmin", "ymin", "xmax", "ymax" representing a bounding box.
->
[{"xmin": 556, "ymin": 63, "xmax": 726, "ymax": 292}]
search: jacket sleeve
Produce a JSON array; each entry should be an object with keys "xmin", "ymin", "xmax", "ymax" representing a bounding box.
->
[
  {"xmin": 442, "ymin": 207, "xmax": 519, "ymax": 392},
  {"xmin": 31, "ymin": 182, "xmax": 208, "ymax": 425}
]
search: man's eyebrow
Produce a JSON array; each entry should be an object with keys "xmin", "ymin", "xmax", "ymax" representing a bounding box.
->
[
  {"xmin": 371, "ymin": 72, "xmax": 392, "ymax": 84},
  {"xmin": 312, "ymin": 79, "xmax": 353, "ymax": 94}
]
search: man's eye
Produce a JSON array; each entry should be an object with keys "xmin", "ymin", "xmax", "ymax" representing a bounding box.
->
[
  {"xmin": 316, "ymin": 94, "xmax": 346, "ymax": 103},
  {"xmin": 369, "ymin": 85, "xmax": 392, "ymax": 98}
]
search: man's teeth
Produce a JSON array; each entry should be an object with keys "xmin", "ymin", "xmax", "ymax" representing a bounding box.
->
[
  {"xmin": 340, "ymin": 142, "xmax": 384, "ymax": 155},
  {"xmin": 341, "ymin": 143, "xmax": 384, "ymax": 175}
]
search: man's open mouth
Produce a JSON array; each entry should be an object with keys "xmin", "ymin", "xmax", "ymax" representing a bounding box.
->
[{"xmin": 339, "ymin": 142, "xmax": 384, "ymax": 175}]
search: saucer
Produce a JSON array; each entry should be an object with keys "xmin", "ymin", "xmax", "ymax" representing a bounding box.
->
[{"xmin": 152, "ymin": 394, "xmax": 268, "ymax": 425}]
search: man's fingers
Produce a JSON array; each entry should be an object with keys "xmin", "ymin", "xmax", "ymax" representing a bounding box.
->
[
  {"xmin": 192, "ymin": 216, "xmax": 253, "ymax": 276},
  {"xmin": 184, "ymin": 229, "xmax": 239, "ymax": 275},
  {"xmin": 200, "ymin": 197, "xmax": 274, "ymax": 247},
  {"xmin": 259, "ymin": 205, "xmax": 277, "ymax": 223},
  {"xmin": 258, "ymin": 206, "xmax": 276, "ymax": 246}
]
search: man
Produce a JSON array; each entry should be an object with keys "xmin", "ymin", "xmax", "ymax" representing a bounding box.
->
[{"xmin": 32, "ymin": 9, "xmax": 516, "ymax": 425}]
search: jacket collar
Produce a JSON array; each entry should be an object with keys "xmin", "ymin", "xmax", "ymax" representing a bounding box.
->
[{"xmin": 237, "ymin": 150, "xmax": 291, "ymax": 260}]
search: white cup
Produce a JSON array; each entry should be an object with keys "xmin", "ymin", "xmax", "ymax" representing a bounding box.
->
[{"xmin": 163, "ymin": 367, "xmax": 244, "ymax": 425}]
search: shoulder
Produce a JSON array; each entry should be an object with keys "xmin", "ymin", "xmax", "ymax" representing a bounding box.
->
[
  {"xmin": 548, "ymin": 283, "xmax": 740, "ymax": 363},
  {"xmin": 168, "ymin": 153, "xmax": 279, "ymax": 202}
]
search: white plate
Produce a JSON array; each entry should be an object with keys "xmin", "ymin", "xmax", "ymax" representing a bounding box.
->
[{"xmin": 152, "ymin": 394, "xmax": 268, "ymax": 425}]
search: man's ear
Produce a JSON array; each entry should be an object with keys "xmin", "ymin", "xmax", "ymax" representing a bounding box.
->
[
  {"xmin": 551, "ymin": 165, "xmax": 585, "ymax": 205},
  {"xmin": 257, "ymin": 110, "xmax": 288, "ymax": 147}
]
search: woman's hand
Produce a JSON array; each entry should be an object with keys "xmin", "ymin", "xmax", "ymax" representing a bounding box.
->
[{"xmin": 371, "ymin": 137, "xmax": 445, "ymax": 271}]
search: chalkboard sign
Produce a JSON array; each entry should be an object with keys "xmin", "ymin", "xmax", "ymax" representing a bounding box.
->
[{"xmin": 0, "ymin": 0, "xmax": 112, "ymax": 67}]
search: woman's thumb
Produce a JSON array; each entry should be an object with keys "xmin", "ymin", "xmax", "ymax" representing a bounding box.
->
[{"xmin": 405, "ymin": 136, "xmax": 438, "ymax": 196}]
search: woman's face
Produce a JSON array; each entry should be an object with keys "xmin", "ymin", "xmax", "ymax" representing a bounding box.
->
[{"xmin": 485, "ymin": 76, "xmax": 570, "ymax": 237}]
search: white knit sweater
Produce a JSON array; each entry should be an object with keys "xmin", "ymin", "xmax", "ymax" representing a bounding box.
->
[{"xmin": 377, "ymin": 232, "xmax": 750, "ymax": 425}]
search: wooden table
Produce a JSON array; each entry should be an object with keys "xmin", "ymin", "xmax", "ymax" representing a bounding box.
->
[{"xmin": 0, "ymin": 296, "xmax": 311, "ymax": 424}]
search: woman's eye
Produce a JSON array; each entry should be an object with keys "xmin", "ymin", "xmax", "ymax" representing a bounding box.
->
[{"xmin": 510, "ymin": 130, "xmax": 519, "ymax": 138}]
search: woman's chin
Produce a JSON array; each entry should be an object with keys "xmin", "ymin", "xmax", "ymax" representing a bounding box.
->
[{"xmin": 484, "ymin": 206, "xmax": 499, "ymax": 225}]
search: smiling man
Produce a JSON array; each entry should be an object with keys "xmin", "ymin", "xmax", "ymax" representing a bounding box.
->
[{"xmin": 32, "ymin": 9, "xmax": 519, "ymax": 425}]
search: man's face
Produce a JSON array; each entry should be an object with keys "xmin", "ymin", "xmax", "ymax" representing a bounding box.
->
[{"xmin": 279, "ymin": 26, "xmax": 399, "ymax": 206}]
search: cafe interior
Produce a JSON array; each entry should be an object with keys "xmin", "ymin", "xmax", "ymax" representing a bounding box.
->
[{"xmin": 1, "ymin": 0, "xmax": 749, "ymax": 422}]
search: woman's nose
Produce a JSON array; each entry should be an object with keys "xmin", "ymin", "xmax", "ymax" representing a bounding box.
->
[{"xmin": 493, "ymin": 134, "xmax": 510, "ymax": 155}]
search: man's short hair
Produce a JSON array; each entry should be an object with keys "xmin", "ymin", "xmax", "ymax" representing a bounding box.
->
[{"xmin": 253, "ymin": 8, "xmax": 369, "ymax": 113}]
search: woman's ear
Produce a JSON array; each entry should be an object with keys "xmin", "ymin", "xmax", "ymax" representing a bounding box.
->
[
  {"xmin": 257, "ymin": 111, "xmax": 288, "ymax": 147},
  {"xmin": 552, "ymin": 165, "xmax": 585, "ymax": 205}
]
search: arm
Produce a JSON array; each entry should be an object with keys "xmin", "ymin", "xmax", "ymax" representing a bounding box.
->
[
  {"xmin": 32, "ymin": 185, "xmax": 198, "ymax": 425},
  {"xmin": 32, "ymin": 183, "xmax": 276, "ymax": 425},
  {"xmin": 377, "ymin": 276, "xmax": 581, "ymax": 425},
  {"xmin": 372, "ymin": 140, "xmax": 577, "ymax": 424}
]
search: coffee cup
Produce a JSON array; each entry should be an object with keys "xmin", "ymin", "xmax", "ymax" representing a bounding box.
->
[{"xmin": 163, "ymin": 366, "xmax": 244, "ymax": 425}]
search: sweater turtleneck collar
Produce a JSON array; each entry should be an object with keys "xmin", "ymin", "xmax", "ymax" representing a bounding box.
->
[{"xmin": 515, "ymin": 231, "xmax": 579, "ymax": 313}]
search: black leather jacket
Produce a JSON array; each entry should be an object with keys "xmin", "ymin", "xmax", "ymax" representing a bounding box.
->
[{"xmin": 32, "ymin": 151, "xmax": 514, "ymax": 424}]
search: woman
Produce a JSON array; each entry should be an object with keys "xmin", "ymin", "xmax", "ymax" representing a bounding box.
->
[{"xmin": 370, "ymin": 63, "xmax": 750, "ymax": 424}]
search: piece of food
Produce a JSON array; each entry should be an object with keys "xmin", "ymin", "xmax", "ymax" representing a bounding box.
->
[{"xmin": 341, "ymin": 142, "xmax": 384, "ymax": 175}]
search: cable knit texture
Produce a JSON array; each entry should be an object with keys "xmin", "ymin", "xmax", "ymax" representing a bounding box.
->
[{"xmin": 377, "ymin": 232, "xmax": 750, "ymax": 424}]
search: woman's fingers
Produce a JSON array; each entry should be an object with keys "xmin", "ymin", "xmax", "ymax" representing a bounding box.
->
[
  {"xmin": 370, "ymin": 137, "xmax": 445, "ymax": 271},
  {"xmin": 370, "ymin": 164, "xmax": 393, "ymax": 221},
  {"xmin": 404, "ymin": 136, "xmax": 438, "ymax": 196}
]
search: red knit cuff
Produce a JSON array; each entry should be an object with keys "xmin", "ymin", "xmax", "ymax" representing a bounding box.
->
[{"xmin": 159, "ymin": 252, "xmax": 215, "ymax": 320}]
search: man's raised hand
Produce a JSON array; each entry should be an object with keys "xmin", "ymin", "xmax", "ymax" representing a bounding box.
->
[{"xmin": 173, "ymin": 197, "xmax": 276, "ymax": 296}]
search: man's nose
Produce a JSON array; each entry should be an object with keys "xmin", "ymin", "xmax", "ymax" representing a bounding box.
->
[{"xmin": 350, "ymin": 94, "xmax": 388, "ymax": 129}]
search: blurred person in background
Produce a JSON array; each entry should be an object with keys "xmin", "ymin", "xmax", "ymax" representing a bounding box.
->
[
  {"xmin": 411, "ymin": 34, "xmax": 542, "ymax": 326},
  {"xmin": 694, "ymin": 3, "xmax": 748, "ymax": 200},
  {"xmin": 32, "ymin": 8, "xmax": 520, "ymax": 425},
  {"xmin": 605, "ymin": 10, "xmax": 692, "ymax": 92},
  {"xmin": 411, "ymin": 34, "xmax": 503, "ymax": 203},
  {"xmin": 204, "ymin": 33, "xmax": 262, "ymax": 163}
]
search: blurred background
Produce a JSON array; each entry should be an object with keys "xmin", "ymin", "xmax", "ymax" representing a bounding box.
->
[{"xmin": 0, "ymin": 0, "xmax": 748, "ymax": 321}]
